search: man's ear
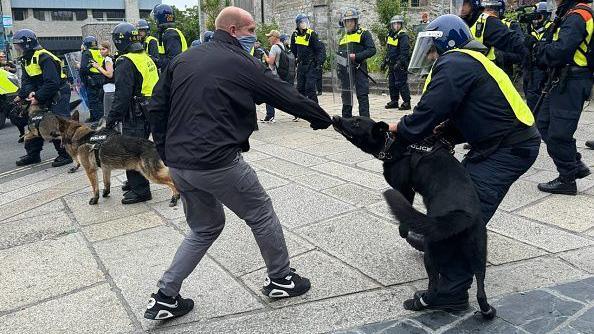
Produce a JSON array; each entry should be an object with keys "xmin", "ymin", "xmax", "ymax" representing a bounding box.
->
[{"xmin": 372, "ymin": 121, "xmax": 389, "ymax": 135}]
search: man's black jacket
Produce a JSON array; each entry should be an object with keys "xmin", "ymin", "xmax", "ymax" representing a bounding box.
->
[
  {"xmin": 148, "ymin": 30, "xmax": 332, "ymax": 170},
  {"xmin": 19, "ymin": 50, "xmax": 63, "ymax": 105},
  {"xmin": 106, "ymin": 55, "xmax": 143, "ymax": 128}
]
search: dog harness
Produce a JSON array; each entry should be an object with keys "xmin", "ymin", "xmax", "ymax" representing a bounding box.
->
[
  {"xmin": 408, "ymin": 136, "xmax": 455, "ymax": 170},
  {"xmin": 377, "ymin": 132, "xmax": 396, "ymax": 161},
  {"xmin": 89, "ymin": 133, "xmax": 108, "ymax": 167}
]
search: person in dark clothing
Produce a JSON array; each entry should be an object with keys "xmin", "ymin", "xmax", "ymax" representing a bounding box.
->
[
  {"xmin": 145, "ymin": 6, "xmax": 332, "ymax": 321},
  {"xmin": 523, "ymin": 2, "xmax": 552, "ymax": 111},
  {"xmin": 384, "ymin": 15, "xmax": 411, "ymax": 110},
  {"xmin": 317, "ymin": 42, "xmax": 326, "ymax": 95},
  {"xmin": 105, "ymin": 23, "xmax": 159, "ymax": 205},
  {"xmin": 534, "ymin": 0, "xmax": 593, "ymax": 195},
  {"xmin": 137, "ymin": 19, "xmax": 160, "ymax": 65},
  {"xmin": 291, "ymin": 13, "xmax": 325, "ymax": 104},
  {"xmin": 397, "ymin": 14, "xmax": 539, "ymax": 312},
  {"xmin": 12, "ymin": 29, "xmax": 73, "ymax": 167},
  {"xmin": 337, "ymin": 7, "xmax": 377, "ymax": 118},
  {"xmin": 453, "ymin": 0, "xmax": 527, "ymax": 71},
  {"xmin": 79, "ymin": 36, "xmax": 104, "ymax": 123},
  {"xmin": 152, "ymin": 4, "xmax": 188, "ymax": 70}
]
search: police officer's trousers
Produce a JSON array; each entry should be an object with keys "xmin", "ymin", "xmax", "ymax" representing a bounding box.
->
[
  {"xmin": 85, "ymin": 75, "xmax": 104, "ymax": 121},
  {"xmin": 523, "ymin": 66, "xmax": 546, "ymax": 112},
  {"xmin": 537, "ymin": 70, "xmax": 592, "ymax": 180},
  {"xmin": 388, "ymin": 67, "xmax": 411, "ymax": 104},
  {"xmin": 296, "ymin": 63, "xmax": 318, "ymax": 103},
  {"xmin": 25, "ymin": 85, "xmax": 71, "ymax": 159},
  {"xmin": 122, "ymin": 119, "xmax": 151, "ymax": 195},
  {"xmin": 424, "ymin": 137, "xmax": 540, "ymax": 304},
  {"xmin": 340, "ymin": 67, "xmax": 370, "ymax": 118}
]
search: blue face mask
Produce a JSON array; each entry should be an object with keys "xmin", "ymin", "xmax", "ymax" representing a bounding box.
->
[{"xmin": 236, "ymin": 34, "xmax": 257, "ymax": 53}]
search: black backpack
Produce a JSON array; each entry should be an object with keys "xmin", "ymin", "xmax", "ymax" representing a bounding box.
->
[{"xmin": 276, "ymin": 44, "xmax": 296, "ymax": 84}]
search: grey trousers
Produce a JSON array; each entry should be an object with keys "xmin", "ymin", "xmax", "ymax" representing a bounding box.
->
[{"xmin": 158, "ymin": 154, "xmax": 291, "ymax": 297}]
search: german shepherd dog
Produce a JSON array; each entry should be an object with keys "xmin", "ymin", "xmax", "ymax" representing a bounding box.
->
[
  {"xmin": 332, "ymin": 116, "xmax": 496, "ymax": 319},
  {"xmin": 38, "ymin": 111, "xmax": 180, "ymax": 207}
]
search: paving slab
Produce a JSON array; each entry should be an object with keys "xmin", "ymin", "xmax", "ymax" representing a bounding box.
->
[
  {"xmin": 64, "ymin": 187, "xmax": 151, "ymax": 226},
  {"xmin": 297, "ymin": 139, "xmax": 357, "ymax": 157},
  {"xmin": 242, "ymin": 250, "xmax": 380, "ymax": 308},
  {"xmin": 291, "ymin": 172, "xmax": 346, "ymax": 191},
  {"xmin": 441, "ymin": 315, "xmax": 525, "ymax": 334},
  {"xmin": 0, "ymin": 198, "xmax": 65, "ymax": 223},
  {"xmin": 242, "ymin": 150, "xmax": 271, "ymax": 163},
  {"xmin": 559, "ymin": 246, "xmax": 594, "ymax": 275},
  {"xmin": 488, "ymin": 211, "xmax": 593, "ymax": 253},
  {"xmin": 327, "ymin": 149, "xmax": 375, "ymax": 165},
  {"xmin": 494, "ymin": 289, "xmax": 583, "ymax": 334},
  {"xmin": 255, "ymin": 144, "xmax": 327, "ymax": 166},
  {"xmin": 312, "ymin": 162, "xmax": 389, "ymax": 190},
  {"xmin": 159, "ymin": 286, "xmax": 415, "ymax": 334},
  {"xmin": 261, "ymin": 132, "xmax": 335, "ymax": 149},
  {"xmin": 550, "ymin": 276, "xmax": 594, "ymax": 304},
  {"xmin": 558, "ymin": 306, "xmax": 594, "ymax": 334},
  {"xmin": 0, "ymin": 284, "xmax": 134, "ymax": 334},
  {"xmin": 409, "ymin": 311, "xmax": 461, "ymax": 331},
  {"xmin": 82, "ymin": 211, "xmax": 165, "ymax": 243},
  {"xmin": 0, "ymin": 171, "xmax": 81, "ymax": 206},
  {"xmin": 322, "ymin": 183, "xmax": 384, "ymax": 207},
  {"xmin": 356, "ymin": 159, "xmax": 384, "ymax": 173},
  {"xmin": 0, "ymin": 165, "xmax": 70, "ymax": 193},
  {"xmin": 0, "ymin": 233, "xmax": 104, "ymax": 313},
  {"xmin": 298, "ymin": 211, "xmax": 426, "ymax": 286},
  {"xmin": 254, "ymin": 170, "xmax": 291, "ymax": 189},
  {"xmin": 0, "ymin": 185, "xmax": 80, "ymax": 222},
  {"xmin": 0, "ymin": 211, "xmax": 75, "ymax": 250},
  {"xmin": 93, "ymin": 226, "xmax": 263, "ymax": 330},
  {"xmin": 343, "ymin": 319, "xmax": 429, "ymax": 334},
  {"xmin": 207, "ymin": 211, "xmax": 315, "ymax": 276},
  {"xmin": 251, "ymin": 157, "xmax": 312, "ymax": 177},
  {"xmin": 498, "ymin": 179, "xmax": 550, "ymax": 212},
  {"xmin": 530, "ymin": 145, "xmax": 559, "ymax": 171},
  {"xmin": 487, "ymin": 232, "xmax": 547, "ymax": 265},
  {"xmin": 523, "ymin": 169, "xmax": 594, "ymax": 192},
  {"xmin": 516, "ymin": 195, "xmax": 594, "ymax": 232},
  {"xmin": 267, "ymin": 183, "xmax": 355, "ymax": 229}
]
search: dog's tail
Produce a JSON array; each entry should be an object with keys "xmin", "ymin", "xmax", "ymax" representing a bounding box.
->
[{"xmin": 383, "ymin": 189, "xmax": 476, "ymax": 242}]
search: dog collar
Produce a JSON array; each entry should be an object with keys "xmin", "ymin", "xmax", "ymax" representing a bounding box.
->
[{"xmin": 377, "ymin": 132, "xmax": 395, "ymax": 161}]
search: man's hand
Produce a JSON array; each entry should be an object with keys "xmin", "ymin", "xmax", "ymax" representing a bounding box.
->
[
  {"xmin": 13, "ymin": 96, "xmax": 21, "ymax": 103},
  {"xmin": 91, "ymin": 61, "xmax": 100, "ymax": 69},
  {"xmin": 349, "ymin": 53, "xmax": 356, "ymax": 61},
  {"xmin": 26, "ymin": 92, "xmax": 38, "ymax": 105},
  {"xmin": 388, "ymin": 122, "xmax": 399, "ymax": 133}
]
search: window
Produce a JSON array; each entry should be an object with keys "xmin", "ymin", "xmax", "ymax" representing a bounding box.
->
[
  {"xmin": 105, "ymin": 10, "xmax": 125, "ymax": 20},
  {"xmin": 140, "ymin": 10, "xmax": 151, "ymax": 19},
  {"xmin": 33, "ymin": 10, "xmax": 46, "ymax": 21},
  {"xmin": 92, "ymin": 10, "xmax": 105, "ymax": 20},
  {"xmin": 51, "ymin": 10, "xmax": 74, "ymax": 21},
  {"xmin": 13, "ymin": 9, "xmax": 27, "ymax": 21},
  {"xmin": 74, "ymin": 10, "xmax": 88, "ymax": 21}
]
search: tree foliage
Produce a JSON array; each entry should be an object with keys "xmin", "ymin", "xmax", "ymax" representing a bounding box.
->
[{"xmin": 201, "ymin": 0, "xmax": 231, "ymax": 31}]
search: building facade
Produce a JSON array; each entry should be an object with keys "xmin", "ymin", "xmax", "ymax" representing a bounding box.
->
[{"xmin": 1, "ymin": 0, "xmax": 161, "ymax": 54}]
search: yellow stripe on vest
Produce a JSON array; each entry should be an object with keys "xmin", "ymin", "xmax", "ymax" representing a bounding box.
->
[
  {"xmin": 294, "ymin": 29, "xmax": 313, "ymax": 46},
  {"xmin": 340, "ymin": 29, "xmax": 365, "ymax": 45},
  {"xmin": 120, "ymin": 52, "xmax": 159, "ymax": 97},
  {"xmin": 25, "ymin": 49, "xmax": 67, "ymax": 79},
  {"xmin": 158, "ymin": 28, "xmax": 188, "ymax": 54},
  {"xmin": 470, "ymin": 13, "xmax": 496, "ymax": 61}
]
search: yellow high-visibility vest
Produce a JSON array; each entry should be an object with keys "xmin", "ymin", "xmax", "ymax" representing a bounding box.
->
[
  {"xmin": 387, "ymin": 30, "xmax": 406, "ymax": 47},
  {"xmin": 120, "ymin": 51, "xmax": 159, "ymax": 97},
  {"xmin": 470, "ymin": 13, "xmax": 497, "ymax": 61},
  {"xmin": 294, "ymin": 28, "xmax": 313, "ymax": 46},
  {"xmin": 0, "ymin": 69, "xmax": 18, "ymax": 94},
  {"xmin": 340, "ymin": 28, "xmax": 365, "ymax": 45},
  {"xmin": 145, "ymin": 35, "xmax": 159, "ymax": 53},
  {"xmin": 552, "ymin": 4, "xmax": 594, "ymax": 67},
  {"xmin": 89, "ymin": 49, "xmax": 104, "ymax": 74},
  {"xmin": 158, "ymin": 28, "xmax": 188, "ymax": 54},
  {"xmin": 24, "ymin": 49, "xmax": 67, "ymax": 79},
  {"xmin": 422, "ymin": 49, "xmax": 534, "ymax": 126}
]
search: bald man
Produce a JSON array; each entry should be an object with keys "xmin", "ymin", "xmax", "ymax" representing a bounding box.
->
[{"xmin": 145, "ymin": 6, "xmax": 332, "ymax": 320}]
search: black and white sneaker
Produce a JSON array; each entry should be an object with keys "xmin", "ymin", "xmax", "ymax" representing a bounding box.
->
[
  {"xmin": 262, "ymin": 268, "xmax": 311, "ymax": 298},
  {"xmin": 144, "ymin": 291, "xmax": 194, "ymax": 320},
  {"xmin": 259, "ymin": 116, "xmax": 275, "ymax": 123},
  {"xmin": 292, "ymin": 117, "xmax": 299, "ymax": 122}
]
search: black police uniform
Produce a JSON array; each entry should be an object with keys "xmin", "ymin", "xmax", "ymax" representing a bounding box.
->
[
  {"xmin": 386, "ymin": 29, "xmax": 411, "ymax": 107},
  {"xmin": 106, "ymin": 52, "xmax": 153, "ymax": 199},
  {"xmin": 337, "ymin": 27, "xmax": 376, "ymax": 117},
  {"xmin": 18, "ymin": 49, "xmax": 71, "ymax": 163},
  {"xmin": 535, "ymin": 0, "xmax": 593, "ymax": 184},
  {"xmin": 523, "ymin": 20, "xmax": 551, "ymax": 110},
  {"xmin": 144, "ymin": 35, "xmax": 160, "ymax": 66},
  {"xmin": 500, "ymin": 18, "xmax": 525, "ymax": 78},
  {"xmin": 80, "ymin": 48, "xmax": 104, "ymax": 121},
  {"xmin": 291, "ymin": 28, "xmax": 325, "ymax": 103},
  {"xmin": 157, "ymin": 26, "xmax": 187, "ymax": 70},
  {"xmin": 397, "ymin": 50, "xmax": 540, "ymax": 304}
]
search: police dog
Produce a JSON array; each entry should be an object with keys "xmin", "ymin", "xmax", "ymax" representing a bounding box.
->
[
  {"xmin": 38, "ymin": 111, "xmax": 180, "ymax": 207},
  {"xmin": 332, "ymin": 115, "xmax": 495, "ymax": 319}
]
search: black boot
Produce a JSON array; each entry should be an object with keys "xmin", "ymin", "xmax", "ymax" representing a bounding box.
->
[
  {"xmin": 537, "ymin": 177, "xmax": 577, "ymax": 195},
  {"xmin": 121, "ymin": 180, "xmax": 131, "ymax": 192},
  {"xmin": 121, "ymin": 190, "xmax": 152, "ymax": 205},
  {"xmin": 385, "ymin": 101, "xmax": 399, "ymax": 109},
  {"xmin": 577, "ymin": 164, "xmax": 591, "ymax": 179},
  {"xmin": 16, "ymin": 155, "xmax": 41, "ymax": 166},
  {"xmin": 398, "ymin": 101, "xmax": 412, "ymax": 110},
  {"xmin": 586, "ymin": 140, "xmax": 594, "ymax": 150},
  {"xmin": 52, "ymin": 155, "xmax": 73, "ymax": 167}
]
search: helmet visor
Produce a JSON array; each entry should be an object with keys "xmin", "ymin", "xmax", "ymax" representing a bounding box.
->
[
  {"xmin": 298, "ymin": 18, "xmax": 310, "ymax": 30},
  {"xmin": 408, "ymin": 31, "xmax": 442, "ymax": 75},
  {"xmin": 546, "ymin": 0, "xmax": 557, "ymax": 18},
  {"xmin": 450, "ymin": 0, "xmax": 465, "ymax": 16}
]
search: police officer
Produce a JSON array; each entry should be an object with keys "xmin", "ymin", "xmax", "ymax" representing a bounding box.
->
[
  {"xmin": 392, "ymin": 14, "xmax": 540, "ymax": 312},
  {"xmin": 106, "ymin": 22, "xmax": 159, "ymax": 204},
  {"xmin": 13, "ymin": 29, "xmax": 73, "ymax": 167},
  {"xmin": 137, "ymin": 19, "xmax": 160, "ymax": 65},
  {"xmin": 452, "ymin": 0, "xmax": 527, "ymax": 71},
  {"xmin": 337, "ymin": 7, "xmax": 377, "ymax": 118},
  {"xmin": 534, "ymin": 0, "xmax": 593, "ymax": 195},
  {"xmin": 498, "ymin": 1, "xmax": 525, "ymax": 79},
  {"xmin": 291, "ymin": 14, "xmax": 325, "ymax": 104},
  {"xmin": 523, "ymin": 2, "xmax": 552, "ymax": 111},
  {"xmin": 80, "ymin": 36, "xmax": 104, "ymax": 123},
  {"xmin": 203, "ymin": 31, "xmax": 214, "ymax": 43},
  {"xmin": 384, "ymin": 15, "xmax": 411, "ymax": 111},
  {"xmin": 152, "ymin": 4, "xmax": 188, "ymax": 70}
]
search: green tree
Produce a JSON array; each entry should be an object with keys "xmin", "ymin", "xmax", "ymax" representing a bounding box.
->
[
  {"xmin": 173, "ymin": 5, "xmax": 201, "ymax": 43},
  {"xmin": 255, "ymin": 21, "xmax": 280, "ymax": 50},
  {"xmin": 202, "ymin": 0, "xmax": 231, "ymax": 31}
]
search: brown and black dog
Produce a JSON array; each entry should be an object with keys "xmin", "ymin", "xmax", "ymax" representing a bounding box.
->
[{"xmin": 38, "ymin": 111, "xmax": 180, "ymax": 206}]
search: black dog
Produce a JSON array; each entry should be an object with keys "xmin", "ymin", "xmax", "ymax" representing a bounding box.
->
[{"xmin": 333, "ymin": 116, "xmax": 495, "ymax": 319}]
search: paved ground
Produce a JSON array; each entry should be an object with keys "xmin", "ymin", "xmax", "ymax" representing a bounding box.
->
[{"xmin": 0, "ymin": 93, "xmax": 593, "ymax": 334}]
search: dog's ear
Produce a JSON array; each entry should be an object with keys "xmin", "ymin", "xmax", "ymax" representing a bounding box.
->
[
  {"xmin": 71, "ymin": 110, "xmax": 80, "ymax": 122},
  {"xmin": 56, "ymin": 116, "xmax": 69, "ymax": 133},
  {"xmin": 372, "ymin": 121, "xmax": 389, "ymax": 135}
]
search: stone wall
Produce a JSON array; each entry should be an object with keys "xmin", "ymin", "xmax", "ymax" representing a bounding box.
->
[{"xmin": 82, "ymin": 22, "xmax": 120, "ymax": 48}]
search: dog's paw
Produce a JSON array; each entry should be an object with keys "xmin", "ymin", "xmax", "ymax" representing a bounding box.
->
[
  {"xmin": 89, "ymin": 197, "xmax": 99, "ymax": 205},
  {"xmin": 169, "ymin": 195, "xmax": 180, "ymax": 207},
  {"xmin": 102, "ymin": 189, "xmax": 110, "ymax": 198},
  {"xmin": 480, "ymin": 306, "xmax": 496, "ymax": 320}
]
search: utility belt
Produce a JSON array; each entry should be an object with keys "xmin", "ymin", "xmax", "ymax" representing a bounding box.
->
[
  {"xmin": 467, "ymin": 124, "xmax": 540, "ymax": 162},
  {"xmin": 128, "ymin": 95, "xmax": 150, "ymax": 122}
]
